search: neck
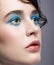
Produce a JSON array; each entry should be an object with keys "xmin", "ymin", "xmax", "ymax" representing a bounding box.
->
[{"xmin": 0, "ymin": 63, "xmax": 34, "ymax": 65}]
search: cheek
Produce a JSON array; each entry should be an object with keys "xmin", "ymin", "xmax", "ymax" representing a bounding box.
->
[
  {"xmin": 0, "ymin": 24, "xmax": 25, "ymax": 45},
  {"xmin": 38, "ymin": 28, "xmax": 42, "ymax": 43}
]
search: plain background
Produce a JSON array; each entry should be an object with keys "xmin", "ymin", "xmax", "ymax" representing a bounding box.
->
[{"xmin": 36, "ymin": 0, "xmax": 54, "ymax": 65}]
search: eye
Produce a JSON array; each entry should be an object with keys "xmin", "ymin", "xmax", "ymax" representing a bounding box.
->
[
  {"xmin": 7, "ymin": 14, "xmax": 22, "ymax": 26},
  {"xmin": 31, "ymin": 13, "xmax": 44, "ymax": 28}
]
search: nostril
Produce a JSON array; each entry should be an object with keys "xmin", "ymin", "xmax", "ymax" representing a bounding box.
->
[
  {"xmin": 26, "ymin": 27, "xmax": 38, "ymax": 37},
  {"xmin": 26, "ymin": 31, "xmax": 37, "ymax": 37},
  {"xmin": 30, "ymin": 32, "xmax": 35, "ymax": 35}
]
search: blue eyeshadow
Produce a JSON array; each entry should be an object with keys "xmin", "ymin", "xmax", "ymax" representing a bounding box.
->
[
  {"xmin": 31, "ymin": 13, "xmax": 40, "ymax": 19},
  {"xmin": 7, "ymin": 14, "xmax": 21, "ymax": 26},
  {"xmin": 31, "ymin": 13, "xmax": 41, "ymax": 25}
]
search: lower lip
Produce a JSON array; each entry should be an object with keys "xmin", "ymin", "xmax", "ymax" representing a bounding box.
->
[{"xmin": 26, "ymin": 45, "xmax": 40, "ymax": 52}]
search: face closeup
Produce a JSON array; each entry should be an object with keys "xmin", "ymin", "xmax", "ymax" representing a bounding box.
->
[{"xmin": 0, "ymin": 0, "xmax": 42, "ymax": 65}]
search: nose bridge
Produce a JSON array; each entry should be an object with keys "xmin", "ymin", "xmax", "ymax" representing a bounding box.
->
[
  {"xmin": 24, "ymin": 17, "xmax": 39, "ymax": 36},
  {"xmin": 24, "ymin": 17, "xmax": 34, "ymax": 29}
]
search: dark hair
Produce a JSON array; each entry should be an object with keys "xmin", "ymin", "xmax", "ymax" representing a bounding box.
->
[{"xmin": 21, "ymin": 0, "xmax": 47, "ymax": 28}]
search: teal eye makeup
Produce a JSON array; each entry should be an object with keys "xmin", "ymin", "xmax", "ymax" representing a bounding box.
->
[
  {"xmin": 31, "ymin": 13, "xmax": 44, "ymax": 27},
  {"xmin": 6, "ymin": 13, "xmax": 45, "ymax": 27},
  {"xmin": 7, "ymin": 14, "xmax": 22, "ymax": 26}
]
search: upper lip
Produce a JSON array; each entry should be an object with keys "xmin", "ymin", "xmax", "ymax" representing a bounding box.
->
[{"xmin": 25, "ymin": 40, "xmax": 40, "ymax": 48}]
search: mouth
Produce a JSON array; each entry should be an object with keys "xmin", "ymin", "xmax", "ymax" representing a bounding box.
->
[{"xmin": 25, "ymin": 40, "xmax": 40, "ymax": 52}]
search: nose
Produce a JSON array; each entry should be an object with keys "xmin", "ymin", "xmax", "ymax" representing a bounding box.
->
[{"xmin": 25, "ymin": 19, "xmax": 40, "ymax": 37}]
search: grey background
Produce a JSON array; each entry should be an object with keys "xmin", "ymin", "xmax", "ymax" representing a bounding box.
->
[{"xmin": 37, "ymin": 0, "xmax": 54, "ymax": 65}]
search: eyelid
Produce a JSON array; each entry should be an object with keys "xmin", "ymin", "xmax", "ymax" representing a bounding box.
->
[
  {"xmin": 31, "ymin": 13, "xmax": 40, "ymax": 19},
  {"xmin": 6, "ymin": 14, "xmax": 23, "ymax": 26},
  {"xmin": 7, "ymin": 14, "xmax": 21, "ymax": 22}
]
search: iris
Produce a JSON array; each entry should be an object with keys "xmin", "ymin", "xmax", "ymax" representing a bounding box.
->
[
  {"xmin": 7, "ymin": 14, "xmax": 22, "ymax": 26},
  {"xmin": 31, "ymin": 13, "xmax": 42, "ymax": 27},
  {"xmin": 7, "ymin": 13, "xmax": 45, "ymax": 27}
]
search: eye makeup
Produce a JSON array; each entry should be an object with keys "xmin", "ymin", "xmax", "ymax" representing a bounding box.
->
[
  {"xmin": 6, "ymin": 13, "xmax": 45, "ymax": 27},
  {"xmin": 7, "ymin": 14, "xmax": 22, "ymax": 26},
  {"xmin": 31, "ymin": 13, "xmax": 45, "ymax": 27},
  {"xmin": 31, "ymin": 13, "xmax": 40, "ymax": 24}
]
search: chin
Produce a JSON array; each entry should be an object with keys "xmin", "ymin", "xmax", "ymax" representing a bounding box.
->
[
  {"xmin": 22, "ymin": 59, "xmax": 41, "ymax": 65},
  {"xmin": 27, "ymin": 56, "xmax": 41, "ymax": 65},
  {"xmin": 20, "ymin": 53, "xmax": 41, "ymax": 65}
]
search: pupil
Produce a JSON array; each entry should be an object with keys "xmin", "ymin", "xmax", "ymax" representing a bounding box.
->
[
  {"xmin": 15, "ymin": 19, "xmax": 19, "ymax": 22},
  {"xmin": 34, "ymin": 18, "xmax": 37, "ymax": 21}
]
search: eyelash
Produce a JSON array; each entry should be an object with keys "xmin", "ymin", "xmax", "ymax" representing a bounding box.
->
[
  {"xmin": 31, "ymin": 14, "xmax": 41, "ymax": 25},
  {"xmin": 7, "ymin": 15, "xmax": 22, "ymax": 26},
  {"xmin": 7, "ymin": 14, "xmax": 44, "ymax": 27}
]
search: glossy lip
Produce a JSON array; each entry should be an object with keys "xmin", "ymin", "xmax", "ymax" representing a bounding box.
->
[{"xmin": 25, "ymin": 40, "xmax": 40, "ymax": 52}]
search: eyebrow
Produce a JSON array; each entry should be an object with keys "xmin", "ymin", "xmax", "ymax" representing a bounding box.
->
[
  {"xmin": 4, "ymin": 10, "xmax": 38, "ymax": 19},
  {"xmin": 4, "ymin": 10, "xmax": 23, "ymax": 18}
]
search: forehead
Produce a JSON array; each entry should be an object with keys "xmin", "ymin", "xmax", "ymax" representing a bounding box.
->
[{"xmin": 0, "ymin": 0, "xmax": 36, "ymax": 18}]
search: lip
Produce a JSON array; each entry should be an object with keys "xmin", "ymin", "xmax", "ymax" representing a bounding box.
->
[{"xmin": 25, "ymin": 40, "xmax": 40, "ymax": 52}]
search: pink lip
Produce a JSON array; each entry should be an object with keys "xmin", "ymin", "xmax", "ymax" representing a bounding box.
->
[{"xmin": 25, "ymin": 40, "xmax": 40, "ymax": 52}]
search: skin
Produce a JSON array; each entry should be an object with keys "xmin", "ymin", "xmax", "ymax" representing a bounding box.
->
[{"xmin": 0, "ymin": 0, "xmax": 42, "ymax": 65}]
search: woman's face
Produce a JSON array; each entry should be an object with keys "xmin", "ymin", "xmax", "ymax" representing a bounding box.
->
[{"xmin": 0, "ymin": 0, "xmax": 42, "ymax": 65}]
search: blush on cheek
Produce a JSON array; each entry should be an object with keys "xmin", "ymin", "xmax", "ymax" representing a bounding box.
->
[{"xmin": 0, "ymin": 25, "xmax": 17, "ymax": 44}]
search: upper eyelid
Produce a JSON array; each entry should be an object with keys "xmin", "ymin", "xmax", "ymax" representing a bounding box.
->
[
  {"xmin": 9, "ymin": 13, "xmax": 40, "ymax": 20},
  {"xmin": 9, "ymin": 14, "xmax": 21, "ymax": 19},
  {"xmin": 7, "ymin": 15, "xmax": 22, "ymax": 23},
  {"xmin": 7, "ymin": 13, "xmax": 40, "ymax": 23},
  {"xmin": 31, "ymin": 13, "xmax": 40, "ymax": 19},
  {"xmin": 4, "ymin": 10, "xmax": 39, "ymax": 23},
  {"xmin": 8, "ymin": 16, "xmax": 20, "ymax": 22}
]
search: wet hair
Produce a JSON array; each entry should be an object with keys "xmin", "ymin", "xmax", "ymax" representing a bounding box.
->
[{"xmin": 21, "ymin": 0, "xmax": 47, "ymax": 28}]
